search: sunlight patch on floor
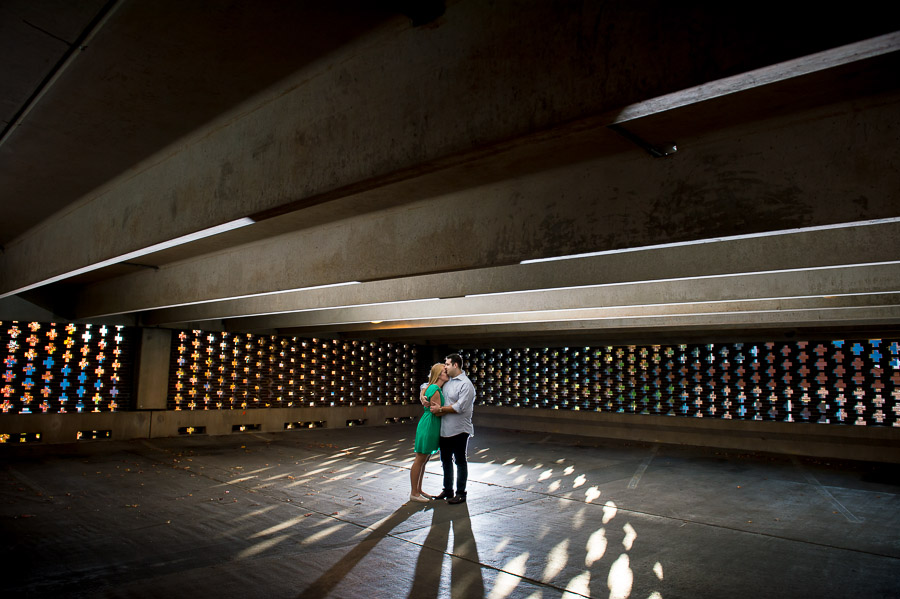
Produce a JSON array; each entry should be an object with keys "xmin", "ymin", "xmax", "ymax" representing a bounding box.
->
[
  {"xmin": 585, "ymin": 527, "xmax": 607, "ymax": 566},
  {"xmin": 233, "ymin": 505, "xmax": 277, "ymax": 523},
  {"xmin": 236, "ymin": 532, "xmax": 291, "ymax": 560},
  {"xmin": 300, "ymin": 522, "xmax": 347, "ymax": 545},
  {"xmin": 562, "ymin": 571, "xmax": 591, "ymax": 598},
  {"xmin": 542, "ymin": 538, "xmax": 570, "ymax": 582},
  {"xmin": 250, "ymin": 514, "xmax": 308, "ymax": 538},
  {"xmin": 603, "ymin": 501, "xmax": 618, "ymax": 524},
  {"xmin": 608, "ymin": 553, "xmax": 633, "ymax": 599},
  {"xmin": 487, "ymin": 551, "xmax": 529, "ymax": 599},
  {"xmin": 622, "ymin": 523, "xmax": 637, "ymax": 550}
]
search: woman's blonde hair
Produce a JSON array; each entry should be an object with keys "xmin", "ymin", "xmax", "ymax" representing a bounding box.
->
[{"xmin": 428, "ymin": 363, "xmax": 444, "ymax": 386}]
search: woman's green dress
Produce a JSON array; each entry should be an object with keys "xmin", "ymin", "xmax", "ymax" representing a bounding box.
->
[{"xmin": 414, "ymin": 384, "xmax": 444, "ymax": 454}]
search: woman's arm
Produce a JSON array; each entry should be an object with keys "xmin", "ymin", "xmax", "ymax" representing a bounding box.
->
[{"xmin": 428, "ymin": 388, "xmax": 442, "ymax": 415}]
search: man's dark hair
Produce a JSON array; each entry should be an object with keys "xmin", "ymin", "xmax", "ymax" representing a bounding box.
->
[{"xmin": 445, "ymin": 353, "xmax": 463, "ymax": 370}]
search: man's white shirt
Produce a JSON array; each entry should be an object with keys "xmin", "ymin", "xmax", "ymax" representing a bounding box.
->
[{"xmin": 440, "ymin": 372, "xmax": 475, "ymax": 437}]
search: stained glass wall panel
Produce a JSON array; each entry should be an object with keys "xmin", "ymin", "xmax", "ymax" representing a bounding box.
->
[
  {"xmin": 1, "ymin": 321, "xmax": 136, "ymax": 414},
  {"xmin": 167, "ymin": 331, "xmax": 419, "ymax": 410},
  {"xmin": 462, "ymin": 339, "xmax": 900, "ymax": 426}
]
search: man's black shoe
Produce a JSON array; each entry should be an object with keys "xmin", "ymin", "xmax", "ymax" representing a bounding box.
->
[
  {"xmin": 447, "ymin": 493, "xmax": 467, "ymax": 504},
  {"xmin": 433, "ymin": 490, "xmax": 454, "ymax": 500}
]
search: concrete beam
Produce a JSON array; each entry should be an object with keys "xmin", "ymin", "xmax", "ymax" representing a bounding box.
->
[
  {"xmin": 226, "ymin": 264, "xmax": 900, "ymax": 331},
  {"xmin": 266, "ymin": 293, "xmax": 900, "ymax": 334},
  {"xmin": 612, "ymin": 31, "xmax": 900, "ymax": 123},
  {"xmin": 2, "ymin": 8, "xmax": 897, "ymax": 297},
  {"xmin": 72, "ymin": 92, "xmax": 900, "ymax": 318},
  {"xmin": 0, "ymin": 294, "xmax": 61, "ymax": 323},
  {"xmin": 137, "ymin": 220, "xmax": 900, "ymax": 326},
  {"xmin": 291, "ymin": 306, "xmax": 900, "ymax": 345}
]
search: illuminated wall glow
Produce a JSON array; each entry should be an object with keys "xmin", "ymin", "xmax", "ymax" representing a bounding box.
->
[
  {"xmin": 5, "ymin": 321, "xmax": 895, "ymax": 427},
  {"xmin": 462, "ymin": 339, "xmax": 900, "ymax": 426},
  {"xmin": 0, "ymin": 321, "xmax": 135, "ymax": 414},
  {"xmin": 167, "ymin": 330, "xmax": 419, "ymax": 410}
]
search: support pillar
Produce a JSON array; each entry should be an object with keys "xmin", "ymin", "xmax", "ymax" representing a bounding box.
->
[{"xmin": 136, "ymin": 328, "xmax": 171, "ymax": 411}]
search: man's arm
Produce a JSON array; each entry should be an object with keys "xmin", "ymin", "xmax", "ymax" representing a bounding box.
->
[
  {"xmin": 431, "ymin": 380, "xmax": 474, "ymax": 415},
  {"xmin": 428, "ymin": 389, "xmax": 442, "ymax": 413}
]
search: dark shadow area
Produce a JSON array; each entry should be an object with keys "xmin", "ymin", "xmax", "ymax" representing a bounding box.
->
[
  {"xmin": 295, "ymin": 502, "xmax": 432, "ymax": 599},
  {"xmin": 860, "ymin": 463, "xmax": 900, "ymax": 486},
  {"xmin": 408, "ymin": 503, "xmax": 484, "ymax": 599},
  {"xmin": 0, "ymin": 0, "xmax": 399, "ymax": 245}
]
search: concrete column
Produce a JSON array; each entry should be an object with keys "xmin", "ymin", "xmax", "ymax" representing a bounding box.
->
[{"xmin": 135, "ymin": 328, "xmax": 171, "ymax": 410}]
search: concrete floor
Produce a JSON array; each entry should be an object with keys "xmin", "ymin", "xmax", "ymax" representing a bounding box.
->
[{"xmin": 2, "ymin": 424, "xmax": 899, "ymax": 599}]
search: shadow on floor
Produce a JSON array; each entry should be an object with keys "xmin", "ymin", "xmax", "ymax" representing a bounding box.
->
[
  {"xmin": 408, "ymin": 502, "xmax": 484, "ymax": 599},
  {"xmin": 295, "ymin": 502, "xmax": 432, "ymax": 598}
]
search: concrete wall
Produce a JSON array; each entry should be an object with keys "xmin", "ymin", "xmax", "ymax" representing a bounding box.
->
[
  {"xmin": 475, "ymin": 406, "xmax": 900, "ymax": 463},
  {"xmin": 0, "ymin": 404, "xmax": 900, "ymax": 463},
  {"xmin": 3, "ymin": 399, "xmax": 898, "ymax": 463},
  {"xmin": 2, "ymin": 326, "xmax": 898, "ymax": 461},
  {"xmin": 0, "ymin": 404, "xmax": 422, "ymax": 445},
  {"xmin": 0, "ymin": 411, "xmax": 152, "ymax": 444},
  {"xmin": 148, "ymin": 404, "xmax": 420, "ymax": 438}
]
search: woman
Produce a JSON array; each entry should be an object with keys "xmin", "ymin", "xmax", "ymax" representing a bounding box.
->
[{"xmin": 409, "ymin": 363, "xmax": 447, "ymax": 502}]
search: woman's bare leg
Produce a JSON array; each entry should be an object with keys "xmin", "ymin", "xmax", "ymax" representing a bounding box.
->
[
  {"xmin": 410, "ymin": 454, "xmax": 421, "ymax": 495},
  {"xmin": 410, "ymin": 453, "xmax": 427, "ymax": 496},
  {"xmin": 417, "ymin": 454, "xmax": 431, "ymax": 497}
]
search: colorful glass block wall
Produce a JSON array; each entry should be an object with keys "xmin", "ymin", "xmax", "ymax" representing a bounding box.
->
[
  {"xmin": 168, "ymin": 330, "xmax": 420, "ymax": 410},
  {"xmin": 462, "ymin": 339, "xmax": 900, "ymax": 426},
  {"xmin": 1, "ymin": 321, "xmax": 136, "ymax": 414}
]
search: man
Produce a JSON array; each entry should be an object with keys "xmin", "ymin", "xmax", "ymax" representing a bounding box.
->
[{"xmin": 429, "ymin": 353, "xmax": 475, "ymax": 504}]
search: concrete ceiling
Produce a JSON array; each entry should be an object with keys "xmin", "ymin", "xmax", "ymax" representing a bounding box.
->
[{"xmin": 1, "ymin": 1, "xmax": 899, "ymax": 347}]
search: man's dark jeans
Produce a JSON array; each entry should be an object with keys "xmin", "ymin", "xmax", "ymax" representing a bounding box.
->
[{"xmin": 439, "ymin": 432, "xmax": 469, "ymax": 495}]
